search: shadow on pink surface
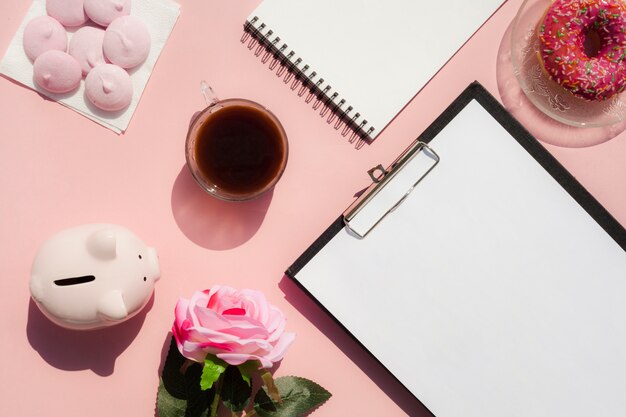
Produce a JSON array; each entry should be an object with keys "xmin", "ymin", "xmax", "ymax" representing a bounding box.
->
[
  {"xmin": 26, "ymin": 295, "xmax": 153, "ymax": 376},
  {"xmin": 170, "ymin": 166, "xmax": 273, "ymax": 250},
  {"xmin": 496, "ymin": 19, "xmax": 626, "ymax": 148},
  {"xmin": 279, "ymin": 276, "xmax": 434, "ymax": 417}
]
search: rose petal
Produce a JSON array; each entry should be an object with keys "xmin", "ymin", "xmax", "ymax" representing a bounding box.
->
[
  {"xmin": 180, "ymin": 340, "xmax": 210, "ymax": 363},
  {"xmin": 211, "ymin": 286, "xmax": 240, "ymax": 313},
  {"xmin": 220, "ymin": 337, "xmax": 272, "ymax": 354},
  {"xmin": 223, "ymin": 308, "xmax": 246, "ymax": 316},
  {"xmin": 217, "ymin": 352, "xmax": 273, "ymax": 368},
  {"xmin": 173, "ymin": 297, "xmax": 191, "ymax": 350},
  {"xmin": 190, "ymin": 290, "xmax": 211, "ymax": 309},
  {"xmin": 173, "ymin": 287, "xmax": 293, "ymax": 368},
  {"xmin": 220, "ymin": 313, "xmax": 263, "ymax": 328},
  {"xmin": 184, "ymin": 325, "xmax": 242, "ymax": 344},
  {"xmin": 194, "ymin": 307, "xmax": 269, "ymax": 340},
  {"xmin": 241, "ymin": 289, "xmax": 269, "ymax": 323},
  {"xmin": 188, "ymin": 291, "xmax": 212, "ymax": 327},
  {"xmin": 174, "ymin": 297, "xmax": 190, "ymax": 326},
  {"xmin": 173, "ymin": 318, "xmax": 193, "ymax": 347},
  {"xmin": 194, "ymin": 304, "xmax": 233, "ymax": 329},
  {"xmin": 184, "ymin": 326, "xmax": 270, "ymax": 355},
  {"xmin": 266, "ymin": 307, "xmax": 286, "ymax": 342},
  {"xmin": 220, "ymin": 325, "xmax": 268, "ymax": 340},
  {"xmin": 206, "ymin": 286, "xmax": 220, "ymax": 308},
  {"xmin": 266, "ymin": 332, "xmax": 296, "ymax": 363},
  {"xmin": 197, "ymin": 340, "xmax": 233, "ymax": 351},
  {"xmin": 172, "ymin": 324, "xmax": 184, "ymax": 351}
]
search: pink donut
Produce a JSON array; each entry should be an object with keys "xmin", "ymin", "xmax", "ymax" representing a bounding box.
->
[
  {"xmin": 33, "ymin": 50, "xmax": 82, "ymax": 94},
  {"xmin": 69, "ymin": 26, "xmax": 106, "ymax": 76},
  {"xmin": 85, "ymin": 64, "xmax": 133, "ymax": 111},
  {"xmin": 83, "ymin": 0, "xmax": 131, "ymax": 27},
  {"xmin": 102, "ymin": 16, "xmax": 150, "ymax": 69},
  {"xmin": 23, "ymin": 16, "xmax": 67, "ymax": 61},
  {"xmin": 539, "ymin": 0, "xmax": 626, "ymax": 101},
  {"xmin": 46, "ymin": 0, "xmax": 88, "ymax": 27}
]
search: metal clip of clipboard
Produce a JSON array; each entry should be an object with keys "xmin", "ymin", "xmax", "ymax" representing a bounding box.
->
[{"xmin": 343, "ymin": 140, "xmax": 440, "ymax": 239}]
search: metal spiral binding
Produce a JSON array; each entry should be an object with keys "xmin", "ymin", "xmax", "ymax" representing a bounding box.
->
[{"xmin": 242, "ymin": 16, "xmax": 376, "ymax": 144}]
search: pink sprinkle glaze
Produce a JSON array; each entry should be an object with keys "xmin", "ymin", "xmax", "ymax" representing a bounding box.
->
[{"xmin": 539, "ymin": 0, "xmax": 626, "ymax": 100}]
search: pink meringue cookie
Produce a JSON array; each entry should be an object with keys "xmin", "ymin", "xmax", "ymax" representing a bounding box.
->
[
  {"xmin": 33, "ymin": 50, "xmax": 82, "ymax": 94},
  {"xmin": 23, "ymin": 16, "xmax": 67, "ymax": 61},
  {"xmin": 102, "ymin": 16, "xmax": 150, "ymax": 69},
  {"xmin": 83, "ymin": 0, "xmax": 131, "ymax": 27},
  {"xmin": 85, "ymin": 64, "xmax": 133, "ymax": 111},
  {"xmin": 46, "ymin": 0, "xmax": 88, "ymax": 27},
  {"xmin": 69, "ymin": 27, "xmax": 107, "ymax": 76}
]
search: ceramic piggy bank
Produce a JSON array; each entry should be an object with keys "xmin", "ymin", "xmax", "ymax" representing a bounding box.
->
[{"xmin": 30, "ymin": 224, "xmax": 160, "ymax": 330}]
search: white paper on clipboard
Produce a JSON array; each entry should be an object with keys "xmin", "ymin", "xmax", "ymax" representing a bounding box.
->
[{"xmin": 291, "ymin": 97, "xmax": 626, "ymax": 417}]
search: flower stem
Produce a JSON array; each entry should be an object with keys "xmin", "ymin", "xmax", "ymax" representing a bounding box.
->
[
  {"xmin": 179, "ymin": 359, "xmax": 194, "ymax": 375},
  {"xmin": 209, "ymin": 375, "xmax": 224, "ymax": 417},
  {"xmin": 260, "ymin": 371, "xmax": 282, "ymax": 404}
]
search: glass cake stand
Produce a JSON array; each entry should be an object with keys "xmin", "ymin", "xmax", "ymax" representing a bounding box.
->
[{"xmin": 510, "ymin": 0, "xmax": 626, "ymax": 127}]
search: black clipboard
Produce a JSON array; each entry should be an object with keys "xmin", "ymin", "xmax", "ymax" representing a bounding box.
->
[{"xmin": 286, "ymin": 82, "xmax": 626, "ymax": 417}]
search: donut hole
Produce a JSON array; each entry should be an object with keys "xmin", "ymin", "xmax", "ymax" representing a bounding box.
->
[{"xmin": 583, "ymin": 27, "xmax": 602, "ymax": 58}]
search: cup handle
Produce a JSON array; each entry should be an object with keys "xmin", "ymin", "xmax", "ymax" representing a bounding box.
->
[{"xmin": 200, "ymin": 80, "xmax": 219, "ymax": 107}]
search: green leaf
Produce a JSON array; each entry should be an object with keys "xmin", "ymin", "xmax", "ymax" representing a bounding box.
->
[
  {"xmin": 221, "ymin": 365, "xmax": 252, "ymax": 412},
  {"xmin": 200, "ymin": 355, "xmax": 228, "ymax": 391},
  {"xmin": 184, "ymin": 364, "xmax": 216, "ymax": 417},
  {"xmin": 160, "ymin": 337, "xmax": 188, "ymax": 399},
  {"xmin": 237, "ymin": 360, "xmax": 259, "ymax": 386},
  {"xmin": 254, "ymin": 388, "xmax": 276, "ymax": 414},
  {"xmin": 253, "ymin": 376, "xmax": 332, "ymax": 417},
  {"xmin": 157, "ymin": 380, "xmax": 189, "ymax": 417},
  {"xmin": 156, "ymin": 336, "xmax": 215, "ymax": 417}
]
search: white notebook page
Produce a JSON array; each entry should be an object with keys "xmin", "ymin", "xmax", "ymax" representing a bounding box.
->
[
  {"xmin": 295, "ymin": 100, "xmax": 626, "ymax": 417},
  {"xmin": 248, "ymin": 0, "xmax": 504, "ymax": 139}
]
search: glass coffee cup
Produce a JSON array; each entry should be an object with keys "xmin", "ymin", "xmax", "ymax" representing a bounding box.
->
[{"xmin": 185, "ymin": 82, "xmax": 289, "ymax": 201}]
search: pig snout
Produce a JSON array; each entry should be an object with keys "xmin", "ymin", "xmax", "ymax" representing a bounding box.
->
[{"xmin": 146, "ymin": 247, "xmax": 160, "ymax": 281}]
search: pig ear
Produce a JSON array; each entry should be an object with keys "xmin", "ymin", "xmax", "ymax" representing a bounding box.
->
[
  {"xmin": 97, "ymin": 290, "xmax": 128, "ymax": 321},
  {"xmin": 87, "ymin": 228, "xmax": 117, "ymax": 260}
]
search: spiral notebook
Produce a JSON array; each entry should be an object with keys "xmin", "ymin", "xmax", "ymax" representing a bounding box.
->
[
  {"xmin": 287, "ymin": 83, "xmax": 626, "ymax": 416},
  {"xmin": 244, "ymin": 0, "xmax": 504, "ymax": 141}
]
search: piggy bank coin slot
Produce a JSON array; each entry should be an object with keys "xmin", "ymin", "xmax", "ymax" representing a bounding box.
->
[{"xmin": 53, "ymin": 275, "xmax": 96, "ymax": 286}]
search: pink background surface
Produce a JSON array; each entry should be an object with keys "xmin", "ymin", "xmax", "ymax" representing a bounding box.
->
[{"xmin": 1, "ymin": 0, "xmax": 624, "ymax": 416}]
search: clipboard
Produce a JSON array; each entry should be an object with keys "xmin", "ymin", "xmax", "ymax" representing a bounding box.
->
[{"xmin": 286, "ymin": 82, "xmax": 626, "ymax": 417}]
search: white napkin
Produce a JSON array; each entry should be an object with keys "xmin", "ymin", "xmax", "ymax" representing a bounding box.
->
[{"xmin": 0, "ymin": 0, "xmax": 180, "ymax": 133}]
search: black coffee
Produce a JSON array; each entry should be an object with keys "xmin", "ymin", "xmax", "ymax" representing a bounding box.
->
[{"xmin": 194, "ymin": 104, "xmax": 286, "ymax": 196}]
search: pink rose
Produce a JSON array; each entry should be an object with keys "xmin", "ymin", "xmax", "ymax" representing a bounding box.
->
[{"xmin": 172, "ymin": 286, "xmax": 296, "ymax": 368}]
